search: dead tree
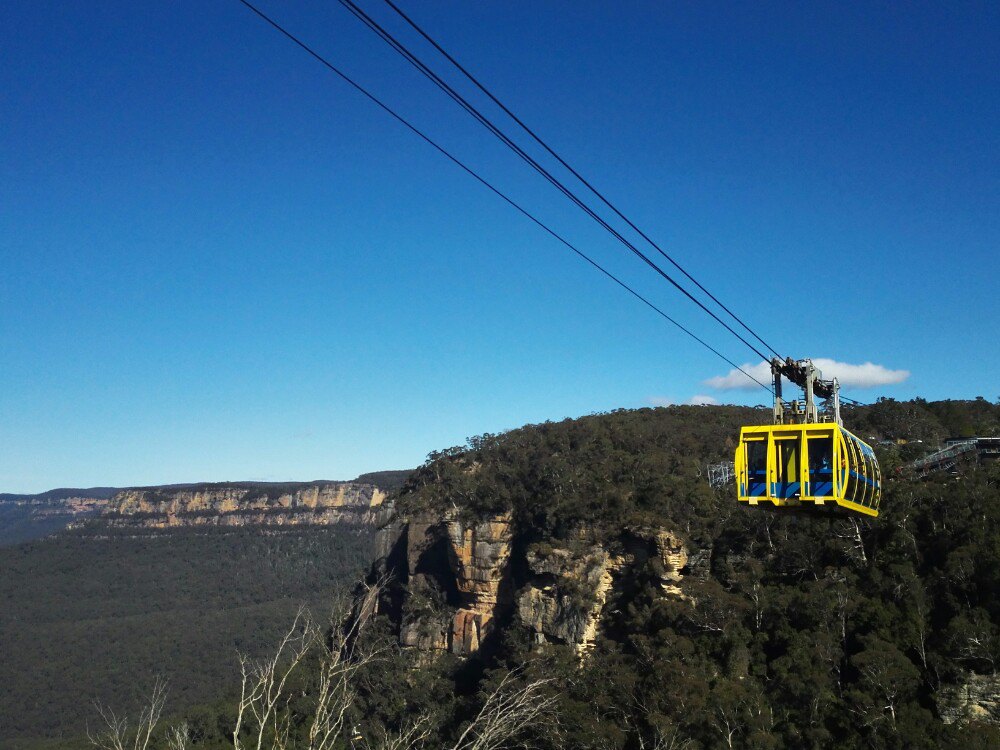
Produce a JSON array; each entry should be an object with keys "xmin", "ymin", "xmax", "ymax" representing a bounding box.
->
[
  {"xmin": 233, "ymin": 581, "xmax": 386, "ymax": 750},
  {"xmin": 87, "ymin": 677, "xmax": 168, "ymax": 750},
  {"xmin": 448, "ymin": 672, "xmax": 559, "ymax": 750}
]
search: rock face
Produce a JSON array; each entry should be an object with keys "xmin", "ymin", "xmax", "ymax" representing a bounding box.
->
[
  {"xmin": 101, "ymin": 482, "xmax": 386, "ymax": 529},
  {"xmin": 516, "ymin": 542, "xmax": 622, "ymax": 656},
  {"xmin": 938, "ymin": 672, "xmax": 1000, "ymax": 725},
  {"xmin": 446, "ymin": 513, "xmax": 513, "ymax": 654},
  {"xmin": 15, "ymin": 496, "xmax": 109, "ymax": 518},
  {"xmin": 653, "ymin": 528, "xmax": 690, "ymax": 596},
  {"xmin": 389, "ymin": 511, "xmax": 514, "ymax": 657},
  {"xmin": 373, "ymin": 508, "xmax": 693, "ymax": 660}
]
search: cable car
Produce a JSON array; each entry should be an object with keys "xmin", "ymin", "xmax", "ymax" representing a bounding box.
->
[{"xmin": 735, "ymin": 358, "xmax": 881, "ymax": 517}]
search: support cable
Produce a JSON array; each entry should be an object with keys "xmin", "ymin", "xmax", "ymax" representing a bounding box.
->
[
  {"xmin": 380, "ymin": 0, "xmax": 783, "ymax": 361},
  {"xmin": 235, "ymin": 0, "xmax": 773, "ymax": 394},
  {"xmin": 336, "ymin": 0, "xmax": 774, "ymax": 364}
]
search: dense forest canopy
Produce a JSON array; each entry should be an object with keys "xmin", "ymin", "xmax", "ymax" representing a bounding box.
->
[{"xmin": 0, "ymin": 527, "xmax": 374, "ymax": 749}]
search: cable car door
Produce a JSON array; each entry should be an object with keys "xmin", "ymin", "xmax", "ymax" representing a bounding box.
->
[{"xmin": 773, "ymin": 434, "xmax": 802, "ymax": 499}]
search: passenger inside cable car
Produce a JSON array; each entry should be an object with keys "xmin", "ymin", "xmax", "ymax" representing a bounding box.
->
[
  {"xmin": 746, "ymin": 439, "xmax": 767, "ymax": 498},
  {"xmin": 808, "ymin": 437, "xmax": 833, "ymax": 498}
]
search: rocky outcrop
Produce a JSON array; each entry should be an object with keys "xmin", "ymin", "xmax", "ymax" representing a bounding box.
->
[
  {"xmin": 446, "ymin": 513, "xmax": 513, "ymax": 654},
  {"xmin": 388, "ymin": 511, "xmax": 514, "ymax": 657},
  {"xmin": 938, "ymin": 672, "xmax": 1000, "ymax": 725},
  {"xmin": 515, "ymin": 528, "xmax": 692, "ymax": 657},
  {"xmin": 516, "ymin": 542, "xmax": 623, "ymax": 657},
  {"xmin": 373, "ymin": 511, "xmax": 694, "ymax": 660},
  {"xmin": 101, "ymin": 482, "xmax": 386, "ymax": 529},
  {"xmin": 26, "ymin": 496, "xmax": 109, "ymax": 517},
  {"xmin": 651, "ymin": 527, "xmax": 689, "ymax": 597}
]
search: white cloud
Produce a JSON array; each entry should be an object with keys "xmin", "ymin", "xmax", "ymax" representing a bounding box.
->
[
  {"xmin": 705, "ymin": 359, "xmax": 910, "ymax": 391},
  {"xmin": 704, "ymin": 362, "xmax": 774, "ymax": 390},
  {"xmin": 812, "ymin": 359, "xmax": 911, "ymax": 388},
  {"xmin": 687, "ymin": 394, "xmax": 719, "ymax": 406}
]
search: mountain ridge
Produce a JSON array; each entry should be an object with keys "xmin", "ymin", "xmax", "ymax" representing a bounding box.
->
[{"xmin": 1, "ymin": 472, "xmax": 414, "ymax": 544}]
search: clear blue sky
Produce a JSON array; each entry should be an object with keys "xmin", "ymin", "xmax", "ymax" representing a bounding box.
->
[{"xmin": 2, "ymin": 1, "xmax": 997, "ymax": 492}]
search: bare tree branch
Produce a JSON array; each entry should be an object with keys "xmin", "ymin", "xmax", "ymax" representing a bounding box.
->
[
  {"xmin": 449, "ymin": 672, "xmax": 559, "ymax": 750},
  {"xmin": 166, "ymin": 722, "xmax": 191, "ymax": 750},
  {"xmin": 88, "ymin": 677, "xmax": 167, "ymax": 750},
  {"xmin": 232, "ymin": 578, "xmax": 392, "ymax": 750}
]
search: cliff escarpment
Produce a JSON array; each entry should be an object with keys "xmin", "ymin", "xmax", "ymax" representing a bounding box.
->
[
  {"xmin": 374, "ymin": 507, "xmax": 695, "ymax": 659},
  {"xmin": 368, "ymin": 407, "xmax": 746, "ymax": 660},
  {"xmin": 101, "ymin": 481, "xmax": 388, "ymax": 529}
]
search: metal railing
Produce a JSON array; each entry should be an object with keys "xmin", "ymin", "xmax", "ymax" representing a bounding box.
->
[{"xmin": 912, "ymin": 438, "xmax": 1000, "ymax": 475}]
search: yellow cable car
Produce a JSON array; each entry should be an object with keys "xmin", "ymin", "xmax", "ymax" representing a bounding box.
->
[{"xmin": 735, "ymin": 358, "xmax": 881, "ymax": 517}]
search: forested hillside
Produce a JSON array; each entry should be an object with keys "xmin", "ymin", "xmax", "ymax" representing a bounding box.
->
[
  {"xmin": 0, "ymin": 527, "xmax": 373, "ymax": 748},
  {"xmin": 0, "ymin": 500, "xmax": 96, "ymax": 547},
  {"xmin": 354, "ymin": 398, "xmax": 1000, "ymax": 749}
]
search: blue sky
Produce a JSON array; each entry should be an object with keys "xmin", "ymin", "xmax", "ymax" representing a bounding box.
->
[{"xmin": 2, "ymin": 1, "xmax": 997, "ymax": 492}]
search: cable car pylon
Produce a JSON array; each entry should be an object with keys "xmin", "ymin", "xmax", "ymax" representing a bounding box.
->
[{"xmin": 735, "ymin": 358, "xmax": 881, "ymax": 517}]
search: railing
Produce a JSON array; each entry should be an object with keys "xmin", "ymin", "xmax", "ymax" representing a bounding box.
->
[
  {"xmin": 912, "ymin": 441, "xmax": 977, "ymax": 470},
  {"xmin": 911, "ymin": 438, "xmax": 1000, "ymax": 475}
]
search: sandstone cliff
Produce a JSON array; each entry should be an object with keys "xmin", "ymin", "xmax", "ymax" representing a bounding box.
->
[
  {"xmin": 372, "ymin": 500, "xmax": 697, "ymax": 659},
  {"xmin": 101, "ymin": 481, "xmax": 387, "ymax": 529},
  {"xmin": 938, "ymin": 672, "xmax": 1000, "ymax": 725}
]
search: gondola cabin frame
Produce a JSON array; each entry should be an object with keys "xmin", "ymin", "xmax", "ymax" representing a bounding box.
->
[{"xmin": 735, "ymin": 423, "xmax": 881, "ymax": 517}]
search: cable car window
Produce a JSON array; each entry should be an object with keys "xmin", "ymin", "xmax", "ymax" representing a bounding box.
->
[
  {"xmin": 857, "ymin": 439, "xmax": 873, "ymax": 507},
  {"xmin": 807, "ymin": 437, "xmax": 834, "ymax": 497},
  {"xmin": 858, "ymin": 438, "xmax": 876, "ymax": 508},
  {"xmin": 865, "ymin": 444, "xmax": 880, "ymax": 508},
  {"xmin": 746, "ymin": 440, "xmax": 767, "ymax": 497},
  {"xmin": 776, "ymin": 438, "xmax": 801, "ymax": 499},
  {"xmin": 844, "ymin": 436, "xmax": 860, "ymax": 505},
  {"xmin": 864, "ymin": 445, "xmax": 877, "ymax": 507},
  {"xmin": 838, "ymin": 435, "xmax": 848, "ymax": 496}
]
